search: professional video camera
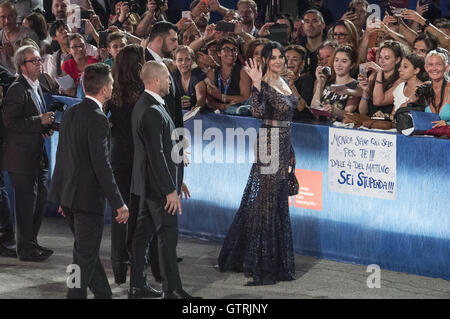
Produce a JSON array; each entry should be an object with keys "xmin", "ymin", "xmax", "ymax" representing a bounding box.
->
[{"xmin": 44, "ymin": 100, "xmax": 67, "ymax": 132}]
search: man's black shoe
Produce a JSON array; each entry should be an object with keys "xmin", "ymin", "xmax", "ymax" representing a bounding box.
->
[
  {"xmin": 112, "ymin": 262, "xmax": 128, "ymax": 285},
  {"xmin": 36, "ymin": 244, "xmax": 54, "ymax": 256},
  {"xmin": 19, "ymin": 249, "xmax": 49, "ymax": 262},
  {"xmin": 0, "ymin": 242, "xmax": 17, "ymax": 258},
  {"xmin": 128, "ymin": 284, "xmax": 162, "ymax": 299},
  {"xmin": 162, "ymin": 289, "xmax": 202, "ymax": 299}
]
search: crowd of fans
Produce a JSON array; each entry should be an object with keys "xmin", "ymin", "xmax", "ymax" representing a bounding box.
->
[{"xmin": 0, "ymin": 0, "xmax": 449, "ymax": 127}]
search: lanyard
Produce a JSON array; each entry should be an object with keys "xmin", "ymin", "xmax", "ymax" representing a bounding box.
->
[{"xmin": 218, "ymin": 71, "xmax": 231, "ymax": 95}]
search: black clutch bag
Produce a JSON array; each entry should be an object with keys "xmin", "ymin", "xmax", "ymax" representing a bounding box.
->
[{"xmin": 288, "ymin": 169, "xmax": 299, "ymax": 196}]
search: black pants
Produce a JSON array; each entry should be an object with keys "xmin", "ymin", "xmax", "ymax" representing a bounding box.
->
[
  {"xmin": 110, "ymin": 168, "xmax": 133, "ymax": 264},
  {"xmin": 0, "ymin": 170, "xmax": 13, "ymax": 244},
  {"xmin": 111, "ymin": 168, "xmax": 160, "ymax": 279},
  {"xmin": 64, "ymin": 207, "xmax": 112, "ymax": 299},
  {"xmin": 130, "ymin": 197, "xmax": 181, "ymax": 292},
  {"xmin": 8, "ymin": 168, "xmax": 48, "ymax": 257}
]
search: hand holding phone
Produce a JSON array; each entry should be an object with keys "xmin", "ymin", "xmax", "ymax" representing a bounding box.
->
[{"xmin": 359, "ymin": 64, "xmax": 367, "ymax": 77}]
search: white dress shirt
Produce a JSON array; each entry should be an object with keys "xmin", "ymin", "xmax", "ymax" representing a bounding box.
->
[
  {"xmin": 145, "ymin": 89, "xmax": 165, "ymax": 106},
  {"xmin": 85, "ymin": 95, "xmax": 104, "ymax": 111},
  {"xmin": 147, "ymin": 48, "xmax": 163, "ymax": 63}
]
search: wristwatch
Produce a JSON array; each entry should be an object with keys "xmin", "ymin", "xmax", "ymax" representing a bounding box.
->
[{"xmin": 422, "ymin": 19, "xmax": 430, "ymax": 31}]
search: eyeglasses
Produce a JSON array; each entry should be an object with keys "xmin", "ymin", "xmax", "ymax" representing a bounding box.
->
[
  {"xmin": 70, "ymin": 44, "xmax": 85, "ymax": 50},
  {"xmin": 222, "ymin": 46, "xmax": 238, "ymax": 54},
  {"xmin": 24, "ymin": 58, "xmax": 43, "ymax": 65},
  {"xmin": 333, "ymin": 33, "xmax": 349, "ymax": 39}
]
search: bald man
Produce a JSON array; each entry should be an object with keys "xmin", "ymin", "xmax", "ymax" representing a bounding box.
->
[{"xmin": 129, "ymin": 61, "xmax": 199, "ymax": 299}]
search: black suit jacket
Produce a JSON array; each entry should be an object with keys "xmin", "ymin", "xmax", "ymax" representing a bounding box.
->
[
  {"xmin": 144, "ymin": 50, "xmax": 183, "ymax": 130},
  {"xmin": 130, "ymin": 92, "xmax": 179, "ymax": 199},
  {"xmin": 48, "ymin": 98, "xmax": 124, "ymax": 214},
  {"xmin": 2, "ymin": 75, "xmax": 48, "ymax": 173}
]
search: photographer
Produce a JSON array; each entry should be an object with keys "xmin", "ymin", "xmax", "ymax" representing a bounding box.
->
[{"xmin": 424, "ymin": 50, "xmax": 450, "ymax": 127}]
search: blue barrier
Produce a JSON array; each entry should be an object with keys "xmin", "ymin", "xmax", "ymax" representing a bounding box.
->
[
  {"xmin": 179, "ymin": 113, "xmax": 450, "ymax": 280},
  {"xmin": 6, "ymin": 95, "xmax": 448, "ymax": 280}
]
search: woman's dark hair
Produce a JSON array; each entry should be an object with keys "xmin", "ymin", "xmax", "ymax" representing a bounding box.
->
[
  {"xmin": 245, "ymin": 37, "xmax": 270, "ymax": 60},
  {"xmin": 217, "ymin": 37, "xmax": 238, "ymax": 51},
  {"xmin": 24, "ymin": 12, "xmax": 48, "ymax": 41},
  {"xmin": 331, "ymin": 44, "xmax": 358, "ymax": 79},
  {"xmin": 403, "ymin": 53, "xmax": 429, "ymax": 82},
  {"xmin": 111, "ymin": 44, "xmax": 145, "ymax": 106},
  {"xmin": 261, "ymin": 41, "xmax": 287, "ymax": 75},
  {"xmin": 413, "ymin": 33, "xmax": 438, "ymax": 53},
  {"xmin": 379, "ymin": 40, "xmax": 406, "ymax": 91},
  {"xmin": 49, "ymin": 20, "xmax": 66, "ymax": 38}
]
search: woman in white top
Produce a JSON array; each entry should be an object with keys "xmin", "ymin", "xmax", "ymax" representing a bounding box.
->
[{"xmin": 371, "ymin": 53, "xmax": 428, "ymax": 121}]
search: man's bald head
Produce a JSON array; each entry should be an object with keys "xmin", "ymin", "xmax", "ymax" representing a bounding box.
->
[{"xmin": 141, "ymin": 61, "xmax": 171, "ymax": 97}]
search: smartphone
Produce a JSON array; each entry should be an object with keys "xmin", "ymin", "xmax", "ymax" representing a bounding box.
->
[
  {"xmin": 392, "ymin": 7, "xmax": 405, "ymax": 17},
  {"xmin": 348, "ymin": 7, "xmax": 355, "ymax": 14},
  {"xmin": 216, "ymin": 20, "xmax": 235, "ymax": 32},
  {"xmin": 359, "ymin": 64, "xmax": 367, "ymax": 77},
  {"xmin": 268, "ymin": 23, "xmax": 288, "ymax": 45},
  {"xmin": 79, "ymin": 20, "xmax": 86, "ymax": 34},
  {"xmin": 182, "ymin": 11, "xmax": 191, "ymax": 19},
  {"xmin": 80, "ymin": 10, "xmax": 92, "ymax": 20},
  {"xmin": 419, "ymin": 0, "xmax": 429, "ymax": 5},
  {"xmin": 99, "ymin": 31, "xmax": 109, "ymax": 48}
]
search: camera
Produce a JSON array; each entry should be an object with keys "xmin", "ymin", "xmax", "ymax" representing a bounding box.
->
[
  {"xmin": 321, "ymin": 66, "xmax": 331, "ymax": 76},
  {"xmin": 46, "ymin": 100, "xmax": 67, "ymax": 132},
  {"xmin": 127, "ymin": 0, "xmax": 141, "ymax": 14}
]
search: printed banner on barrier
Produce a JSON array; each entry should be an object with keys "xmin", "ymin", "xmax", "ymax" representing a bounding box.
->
[
  {"xmin": 328, "ymin": 128, "xmax": 396, "ymax": 200},
  {"xmin": 289, "ymin": 169, "xmax": 323, "ymax": 211}
]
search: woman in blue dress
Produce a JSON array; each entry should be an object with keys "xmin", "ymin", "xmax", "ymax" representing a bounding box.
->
[
  {"xmin": 423, "ymin": 50, "xmax": 450, "ymax": 127},
  {"xmin": 218, "ymin": 41, "xmax": 298, "ymax": 286}
]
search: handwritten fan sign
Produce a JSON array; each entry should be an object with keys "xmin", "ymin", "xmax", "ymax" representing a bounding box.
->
[{"xmin": 328, "ymin": 128, "xmax": 396, "ymax": 200}]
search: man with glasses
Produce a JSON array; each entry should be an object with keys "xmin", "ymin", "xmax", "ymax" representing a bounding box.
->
[
  {"xmin": 2, "ymin": 45, "xmax": 55, "ymax": 261},
  {"xmin": 0, "ymin": 2, "xmax": 39, "ymax": 73},
  {"xmin": 300, "ymin": 9, "xmax": 326, "ymax": 74}
]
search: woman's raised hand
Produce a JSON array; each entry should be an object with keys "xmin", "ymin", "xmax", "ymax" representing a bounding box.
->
[{"xmin": 244, "ymin": 58, "xmax": 262, "ymax": 84}]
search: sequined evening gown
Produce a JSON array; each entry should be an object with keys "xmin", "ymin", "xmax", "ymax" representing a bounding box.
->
[{"xmin": 218, "ymin": 80, "xmax": 297, "ymax": 285}]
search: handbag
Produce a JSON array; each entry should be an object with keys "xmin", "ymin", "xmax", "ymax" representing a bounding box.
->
[
  {"xmin": 288, "ymin": 168, "xmax": 299, "ymax": 196},
  {"xmin": 362, "ymin": 119, "xmax": 396, "ymax": 130}
]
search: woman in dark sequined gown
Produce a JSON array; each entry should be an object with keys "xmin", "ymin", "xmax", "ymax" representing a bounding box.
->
[{"xmin": 218, "ymin": 42, "xmax": 297, "ymax": 286}]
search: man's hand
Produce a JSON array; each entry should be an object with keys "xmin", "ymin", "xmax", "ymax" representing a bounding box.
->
[
  {"xmin": 116, "ymin": 204, "xmax": 129, "ymax": 224},
  {"xmin": 179, "ymin": 183, "xmax": 191, "ymax": 200},
  {"xmin": 44, "ymin": 129, "xmax": 55, "ymax": 138},
  {"xmin": 165, "ymin": 191, "xmax": 182, "ymax": 215},
  {"xmin": 41, "ymin": 112, "xmax": 55, "ymax": 125},
  {"xmin": 58, "ymin": 206, "xmax": 65, "ymax": 217}
]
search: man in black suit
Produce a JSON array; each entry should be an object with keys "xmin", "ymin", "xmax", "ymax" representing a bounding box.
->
[
  {"xmin": 129, "ymin": 61, "xmax": 199, "ymax": 299},
  {"xmin": 0, "ymin": 63, "xmax": 17, "ymax": 258},
  {"xmin": 145, "ymin": 21, "xmax": 183, "ymax": 129},
  {"xmin": 48, "ymin": 63, "xmax": 129, "ymax": 299},
  {"xmin": 2, "ymin": 45, "xmax": 56, "ymax": 262},
  {"xmin": 136, "ymin": 21, "xmax": 185, "ymax": 283}
]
